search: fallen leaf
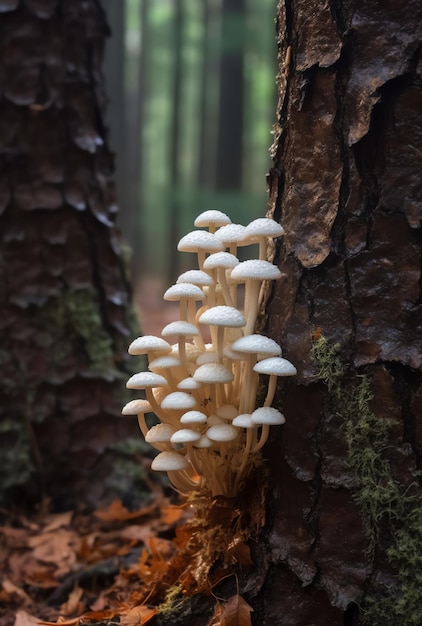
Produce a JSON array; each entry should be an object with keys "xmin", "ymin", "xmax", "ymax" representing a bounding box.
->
[
  {"xmin": 208, "ymin": 595, "xmax": 253, "ymax": 626},
  {"xmin": 14, "ymin": 611, "xmax": 43, "ymax": 626},
  {"xmin": 95, "ymin": 500, "xmax": 158, "ymax": 522},
  {"xmin": 43, "ymin": 512, "xmax": 73, "ymax": 533},
  {"xmin": 60, "ymin": 585, "xmax": 85, "ymax": 616},
  {"xmin": 119, "ymin": 605, "xmax": 157, "ymax": 626},
  {"xmin": 2, "ymin": 578, "xmax": 33, "ymax": 605}
]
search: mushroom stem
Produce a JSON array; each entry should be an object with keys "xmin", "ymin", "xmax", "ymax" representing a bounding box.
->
[
  {"xmin": 218, "ymin": 268, "xmax": 234, "ymax": 307},
  {"xmin": 137, "ymin": 413, "xmax": 149, "ymax": 438},
  {"xmin": 234, "ymin": 428, "xmax": 253, "ymax": 491},
  {"xmin": 263, "ymin": 375, "xmax": 277, "ymax": 407},
  {"xmin": 244, "ymin": 281, "xmax": 261, "ymax": 335},
  {"xmin": 251, "ymin": 424, "xmax": 270, "ymax": 453}
]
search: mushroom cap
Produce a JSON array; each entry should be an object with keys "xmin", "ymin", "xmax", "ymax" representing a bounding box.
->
[
  {"xmin": 122, "ymin": 399, "xmax": 152, "ymax": 415},
  {"xmin": 161, "ymin": 391, "xmax": 197, "ymax": 410},
  {"xmin": 151, "ymin": 451, "xmax": 189, "ymax": 471},
  {"xmin": 194, "ymin": 362, "xmax": 234, "ymax": 384},
  {"xmin": 126, "ymin": 371, "xmax": 167, "ymax": 389},
  {"xmin": 128, "ymin": 335, "xmax": 171, "ymax": 355},
  {"xmin": 145, "ymin": 423, "xmax": 177, "ymax": 443},
  {"xmin": 161, "ymin": 320, "xmax": 200, "ymax": 337},
  {"xmin": 177, "ymin": 377, "xmax": 203, "ymax": 390},
  {"xmin": 180, "ymin": 410, "xmax": 208, "ymax": 424},
  {"xmin": 194, "ymin": 210, "xmax": 231, "ymax": 228},
  {"xmin": 203, "ymin": 251, "xmax": 239, "ymax": 270},
  {"xmin": 149, "ymin": 356, "xmax": 182, "ymax": 370},
  {"xmin": 177, "ymin": 230, "xmax": 224, "ymax": 253},
  {"xmin": 216, "ymin": 404, "xmax": 238, "ymax": 420},
  {"xmin": 193, "ymin": 435, "xmax": 213, "ymax": 448},
  {"xmin": 242, "ymin": 218, "xmax": 284, "ymax": 240},
  {"xmin": 163, "ymin": 283, "xmax": 205, "ymax": 301},
  {"xmin": 207, "ymin": 415, "xmax": 225, "ymax": 426},
  {"xmin": 214, "ymin": 223, "xmax": 247, "ymax": 245},
  {"xmin": 198, "ymin": 305, "xmax": 246, "ymax": 328},
  {"xmin": 223, "ymin": 345, "xmax": 244, "ymax": 360},
  {"xmin": 230, "ymin": 259, "xmax": 282, "ymax": 281},
  {"xmin": 207, "ymin": 424, "xmax": 239, "ymax": 442},
  {"xmin": 196, "ymin": 350, "xmax": 219, "ymax": 365},
  {"xmin": 230, "ymin": 334, "xmax": 282, "ymax": 356},
  {"xmin": 251, "ymin": 407, "xmax": 286, "ymax": 425},
  {"xmin": 176, "ymin": 269, "xmax": 214, "ymax": 286},
  {"xmin": 253, "ymin": 356, "xmax": 297, "ymax": 376},
  {"xmin": 232, "ymin": 414, "xmax": 254, "ymax": 428},
  {"xmin": 170, "ymin": 428, "xmax": 202, "ymax": 444}
]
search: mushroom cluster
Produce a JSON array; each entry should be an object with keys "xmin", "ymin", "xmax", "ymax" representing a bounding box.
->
[{"xmin": 123, "ymin": 210, "xmax": 296, "ymax": 498}]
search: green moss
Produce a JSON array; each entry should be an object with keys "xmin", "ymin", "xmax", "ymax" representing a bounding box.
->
[
  {"xmin": 157, "ymin": 585, "xmax": 190, "ymax": 620},
  {"xmin": 312, "ymin": 335, "xmax": 422, "ymax": 626}
]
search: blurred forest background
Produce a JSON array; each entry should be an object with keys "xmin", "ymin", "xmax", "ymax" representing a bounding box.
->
[{"xmin": 102, "ymin": 0, "xmax": 278, "ymax": 288}]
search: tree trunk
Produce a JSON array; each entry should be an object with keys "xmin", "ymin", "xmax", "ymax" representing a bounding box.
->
[
  {"xmin": 255, "ymin": 0, "xmax": 422, "ymax": 623},
  {"xmin": 0, "ymin": 1, "xmax": 144, "ymax": 510}
]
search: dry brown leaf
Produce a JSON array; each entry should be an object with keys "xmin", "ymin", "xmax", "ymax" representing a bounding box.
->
[
  {"xmin": 2, "ymin": 578, "xmax": 33, "ymax": 605},
  {"xmin": 14, "ymin": 611, "xmax": 43, "ymax": 626},
  {"xmin": 60, "ymin": 585, "xmax": 85, "ymax": 616},
  {"xmin": 160, "ymin": 505, "xmax": 184, "ymax": 526},
  {"xmin": 95, "ymin": 500, "xmax": 157, "ymax": 522},
  {"xmin": 208, "ymin": 595, "xmax": 253, "ymax": 626},
  {"xmin": 119, "ymin": 605, "xmax": 157, "ymax": 626},
  {"xmin": 43, "ymin": 512, "xmax": 73, "ymax": 533}
]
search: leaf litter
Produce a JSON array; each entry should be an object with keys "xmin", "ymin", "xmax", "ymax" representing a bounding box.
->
[{"xmin": 1, "ymin": 480, "xmax": 264, "ymax": 626}]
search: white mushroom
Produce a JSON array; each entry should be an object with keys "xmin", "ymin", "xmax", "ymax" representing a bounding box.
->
[
  {"xmin": 128, "ymin": 336, "xmax": 171, "ymax": 361},
  {"xmin": 241, "ymin": 218, "xmax": 284, "ymax": 260},
  {"xmin": 121, "ymin": 399, "xmax": 153, "ymax": 438},
  {"xmin": 194, "ymin": 210, "xmax": 231, "ymax": 233},
  {"xmin": 126, "ymin": 371, "xmax": 167, "ymax": 419},
  {"xmin": 161, "ymin": 391, "xmax": 197, "ymax": 411},
  {"xmin": 253, "ymin": 356, "xmax": 297, "ymax": 407},
  {"xmin": 161, "ymin": 320, "xmax": 201, "ymax": 367},
  {"xmin": 251, "ymin": 406, "xmax": 286, "ymax": 452},
  {"xmin": 230, "ymin": 260, "xmax": 282, "ymax": 334},
  {"xmin": 180, "ymin": 410, "xmax": 208, "ymax": 425},
  {"xmin": 203, "ymin": 251, "xmax": 239, "ymax": 307},
  {"xmin": 198, "ymin": 305, "xmax": 246, "ymax": 361},
  {"xmin": 163, "ymin": 283, "xmax": 205, "ymax": 323},
  {"xmin": 177, "ymin": 230, "xmax": 223, "ymax": 270}
]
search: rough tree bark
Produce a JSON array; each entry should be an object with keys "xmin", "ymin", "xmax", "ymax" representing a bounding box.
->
[
  {"xmin": 252, "ymin": 0, "xmax": 422, "ymax": 624},
  {"xmin": 0, "ymin": 1, "xmax": 143, "ymax": 510}
]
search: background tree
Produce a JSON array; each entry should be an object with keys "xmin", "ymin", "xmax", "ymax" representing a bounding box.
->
[
  {"xmin": 0, "ymin": 0, "xmax": 143, "ymax": 509},
  {"xmin": 251, "ymin": 0, "xmax": 422, "ymax": 624}
]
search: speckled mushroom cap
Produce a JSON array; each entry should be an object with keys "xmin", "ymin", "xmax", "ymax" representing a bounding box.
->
[
  {"xmin": 232, "ymin": 414, "xmax": 254, "ymax": 428},
  {"xmin": 253, "ymin": 356, "xmax": 297, "ymax": 376},
  {"xmin": 206, "ymin": 424, "xmax": 239, "ymax": 442},
  {"xmin": 161, "ymin": 320, "xmax": 200, "ymax": 337},
  {"xmin": 242, "ymin": 218, "xmax": 284, "ymax": 241},
  {"xmin": 203, "ymin": 251, "xmax": 239, "ymax": 270},
  {"xmin": 176, "ymin": 269, "xmax": 214, "ymax": 286},
  {"xmin": 163, "ymin": 283, "xmax": 205, "ymax": 301},
  {"xmin": 230, "ymin": 259, "xmax": 282, "ymax": 281},
  {"xmin": 230, "ymin": 334, "xmax": 282, "ymax": 356},
  {"xmin": 177, "ymin": 230, "xmax": 224, "ymax": 253},
  {"xmin": 251, "ymin": 407, "xmax": 286, "ymax": 425},
  {"xmin": 193, "ymin": 362, "xmax": 234, "ymax": 384},
  {"xmin": 151, "ymin": 451, "xmax": 189, "ymax": 471},
  {"xmin": 122, "ymin": 399, "xmax": 152, "ymax": 415},
  {"xmin": 128, "ymin": 335, "xmax": 171, "ymax": 355},
  {"xmin": 126, "ymin": 371, "xmax": 167, "ymax": 389},
  {"xmin": 180, "ymin": 410, "xmax": 208, "ymax": 424},
  {"xmin": 148, "ymin": 356, "xmax": 182, "ymax": 370},
  {"xmin": 161, "ymin": 391, "xmax": 197, "ymax": 410},
  {"xmin": 145, "ymin": 423, "xmax": 176, "ymax": 443},
  {"xmin": 198, "ymin": 305, "xmax": 246, "ymax": 328},
  {"xmin": 214, "ymin": 223, "xmax": 247, "ymax": 245},
  {"xmin": 194, "ymin": 210, "xmax": 231, "ymax": 228},
  {"xmin": 177, "ymin": 377, "xmax": 203, "ymax": 390},
  {"xmin": 170, "ymin": 429, "xmax": 202, "ymax": 444}
]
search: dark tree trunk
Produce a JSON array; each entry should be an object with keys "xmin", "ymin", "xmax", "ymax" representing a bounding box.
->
[
  {"xmin": 253, "ymin": 0, "xmax": 422, "ymax": 624},
  {"xmin": 0, "ymin": 1, "xmax": 144, "ymax": 510}
]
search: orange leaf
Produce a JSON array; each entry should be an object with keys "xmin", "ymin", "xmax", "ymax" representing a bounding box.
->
[
  {"xmin": 95, "ymin": 500, "xmax": 157, "ymax": 522},
  {"xmin": 119, "ymin": 606, "xmax": 157, "ymax": 626},
  {"xmin": 60, "ymin": 585, "xmax": 85, "ymax": 616},
  {"xmin": 208, "ymin": 595, "xmax": 253, "ymax": 626}
]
